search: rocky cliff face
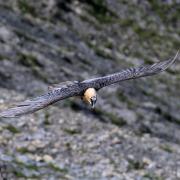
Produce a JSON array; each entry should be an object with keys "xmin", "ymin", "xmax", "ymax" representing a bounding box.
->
[{"xmin": 0, "ymin": 0, "xmax": 180, "ymax": 179}]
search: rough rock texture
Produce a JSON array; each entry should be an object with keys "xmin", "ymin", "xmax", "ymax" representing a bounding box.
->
[{"xmin": 0, "ymin": 0, "xmax": 180, "ymax": 179}]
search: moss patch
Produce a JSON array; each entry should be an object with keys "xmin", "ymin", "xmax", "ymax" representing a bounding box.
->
[
  {"xmin": 86, "ymin": 41, "xmax": 113, "ymax": 60},
  {"xmin": 18, "ymin": 0, "xmax": 37, "ymax": 16},
  {"xmin": 143, "ymin": 173, "xmax": 164, "ymax": 180},
  {"xmin": 94, "ymin": 108, "xmax": 127, "ymax": 127},
  {"xmin": 13, "ymin": 170, "xmax": 27, "ymax": 178},
  {"xmin": 160, "ymin": 144, "xmax": 173, "ymax": 153},
  {"xmin": 18, "ymin": 52, "xmax": 49, "ymax": 82},
  {"xmin": 128, "ymin": 159, "xmax": 146, "ymax": 170},
  {"xmin": 82, "ymin": 0, "xmax": 117, "ymax": 23},
  {"xmin": 43, "ymin": 111, "xmax": 51, "ymax": 125},
  {"xmin": 148, "ymin": 0, "xmax": 179, "ymax": 25},
  {"xmin": 155, "ymin": 106, "xmax": 180, "ymax": 124},
  {"xmin": 48, "ymin": 163, "xmax": 68, "ymax": 173},
  {"xmin": 64, "ymin": 128, "xmax": 81, "ymax": 135},
  {"xmin": 117, "ymin": 91, "xmax": 135, "ymax": 109},
  {"xmin": 6, "ymin": 124, "xmax": 20, "ymax": 134},
  {"xmin": 18, "ymin": 53, "xmax": 42, "ymax": 68},
  {"xmin": 16, "ymin": 147, "xmax": 31, "ymax": 154},
  {"xmin": 15, "ymin": 159, "xmax": 39, "ymax": 171}
]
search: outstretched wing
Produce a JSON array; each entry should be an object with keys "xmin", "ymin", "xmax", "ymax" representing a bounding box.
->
[
  {"xmin": 82, "ymin": 51, "xmax": 179, "ymax": 90},
  {"xmin": 0, "ymin": 81, "xmax": 83, "ymax": 118},
  {"xmin": 0, "ymin": 51, "xmax": 178, "ymax": 117}
]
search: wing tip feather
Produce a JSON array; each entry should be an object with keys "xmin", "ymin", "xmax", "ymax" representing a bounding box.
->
[
  {"xmin": 0, "ymin": 110, "xmax": 18, "ymax": 118},
  {"xmin": 167, "ymin": 50, "xmax": 179, "ymax": 66},
  {"xmin": 156, "ymin": 50, "xmax": 179, "ymax": 72}
]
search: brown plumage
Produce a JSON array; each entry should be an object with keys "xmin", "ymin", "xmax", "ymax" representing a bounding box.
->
[{"xmin": 0, "ymin": 51, "xmax": 179, "ymax": 118}]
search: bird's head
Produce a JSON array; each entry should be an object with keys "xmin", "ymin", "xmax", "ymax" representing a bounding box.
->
[{"xmin": 83, "ymin": 88, "xmax": 97, "ymax": 108}]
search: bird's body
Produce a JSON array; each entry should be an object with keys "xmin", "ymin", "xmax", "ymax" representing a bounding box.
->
[{"xmin": 0, "ymin": 51, "xmax": 179, "ymax": 118}]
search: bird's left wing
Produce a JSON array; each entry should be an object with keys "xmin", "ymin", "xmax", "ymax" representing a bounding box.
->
[
  {"xmin": 0, "ymin": 81, "xmax": 84, "ymax": 117},
  {"xmin": 81, "ymin": 51, "xmax": 179, "ymax": 90}
]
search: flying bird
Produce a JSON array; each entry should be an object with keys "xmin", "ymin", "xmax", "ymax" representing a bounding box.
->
[{"xmin": 0, "ymin": 51, "xmax": 179, "ymax": 118}]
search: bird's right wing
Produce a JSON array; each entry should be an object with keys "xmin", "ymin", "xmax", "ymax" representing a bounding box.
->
[{"xmin": 0, "ymin": 81, "xmax": 83, "ymax": 118}]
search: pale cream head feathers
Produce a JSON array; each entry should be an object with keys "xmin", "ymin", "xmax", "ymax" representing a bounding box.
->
[{"xmin": 82, "ymin": 88, "xmax": 97, "ymax": 108}]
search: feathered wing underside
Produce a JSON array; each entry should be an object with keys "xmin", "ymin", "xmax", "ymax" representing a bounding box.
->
[
  {"xmin": 84, "ymin": 51, "xmax": 179, "ymax": 90},
  {"xmin": 0, "ymin": 82, "xmax": 81, "ymax": 118}
]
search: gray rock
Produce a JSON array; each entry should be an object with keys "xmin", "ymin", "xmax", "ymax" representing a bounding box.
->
[{"xmin": 0, "ymin": 0, "xmax": 179, "ymax": 179}]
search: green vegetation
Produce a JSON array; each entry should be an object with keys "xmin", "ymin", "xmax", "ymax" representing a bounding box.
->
[
  {"xmin": 15, "ymin": 29, "xmax": 36, "ymax": 43},
  {"xmin": 14, "ymin": 170, "xmax": 40, "ymax": 179},
  {"xmin": 143, "ymin": 173, "xmax": 164, "ymax": 180},
  {"xmin": 15, "ymin": 159, "xmax": 39, "ymax": 171},
  {"xmin": 18, "ymin": 0, "xmax": 36, "ymax": 16},
  {"xmin": 6, "ymin": 124, "xmax": 20, "ymax": 134},
  {"xmin": 118, "ymin": 17, "xmax": 179, "ymax": 51},
  {"xmin": 133, "ymin": 26, "xmax": 180, "ymax": 49},
  {"xmin": 0, "ymin": 54, "xmax": 6, "ymax": 61},
  {"xmin": 133, "ymin": 26, "xmax": 157, "ymax": 39},
  {"xmin": 93, "ymin": 46, "xmax": 113, "ymax": 59},
  {"xmin": 148, "ymin": 0, "xmax": 179, "ymax": 24},
  {"xmin": 160, "ymin": 144, "xmax": 173, "ymax": 153},
  {"xmin": 13, "ymin": 159, "xmax": 40, "ymax": 178},
  {"xmin": 94, "ymin": 108, "xmax": 127, "ymax": 127},
  {"xmin": 18, "ymin": 52, "xmax": 49, "ymax": 82},
  {"xmin": 17, "ymin": 147, "xmax": 31, "ymax": 154},
  {"xmin": 109, "ymin": 113, "xmax": 127, "ymax": 127},
  {"xmin": 83, "ymin": 0, "xmax": 117, "ymax": 23},
  {"xmin": 117, "ymin": 91, "xmax": 135, "ymax": 109},
  {"xmin": 18, "ymin": 53, "xmax": 42, "ymax": 68},
  {"xmin": 44, "ymin": 111, "xmax": 51, "ymax": 125},
  {"xmin": 86, "ymin": 41, "xmax": 113, "ymax": 60},
  {"xmin": 13, "ymin": 170, "xmax": 27, "ymax": 178},
  {"xmin": 155, "ymin": 106, "xmax": 180, "ymax": 124},
  {"xmin": 10, "ymin": 156, "xmax": 68, "ymax": 178},
  {"xmin": 104, "ymin": 40, "xmax": 113, "ymax": 49},
  {"xmin": 64, "ymin": 128, "xmax": 81, "ymax": 135},
  {"xmin": 119, "ymin": 18, "xmax": 134, "ymax": 27},
  {"xmin": 48, "ymin": 163, "xmax": 68, "ymax": 173},
  {"xmin": 128, "ymin": 159, "xmax": 146, "ymax": 170}
]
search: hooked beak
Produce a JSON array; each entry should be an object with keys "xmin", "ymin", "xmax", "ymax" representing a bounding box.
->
[{"xmin": 90, "ymin": 96, "xmax": 97, "ymax": 109}]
